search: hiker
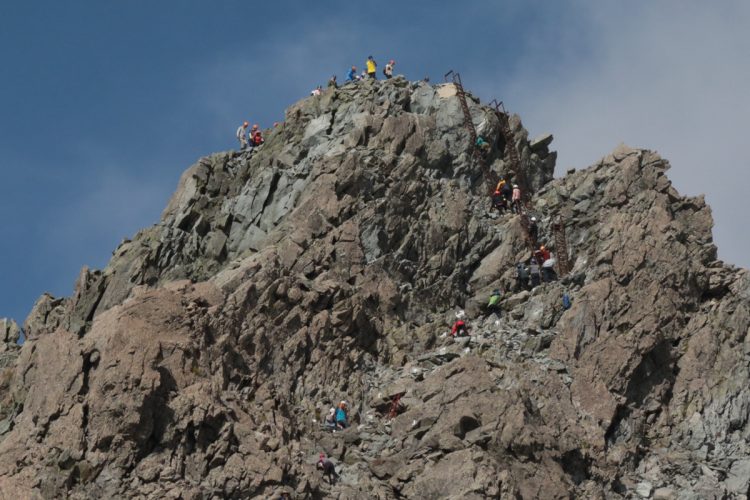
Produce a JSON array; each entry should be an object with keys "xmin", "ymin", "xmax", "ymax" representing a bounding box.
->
[
  {"xmin": 529, "ymin": 217, "xmax": 539, "ymax": 244},
  {"xmin": 492, "ymin": 189, "xmax": 507, "ymax": 212},
  {"xmin": 533, "ymin": 246, "xmax": 545, "ymax": 265},
  {"xmin": 317, "ymin": 453, "xmax": 339, "ymax": 484},
  {"xmin": 347, "ymin": 66, "xmax": 357, "ymax": 82},
  {"xmin": 540, "ymin": 245, "xmax": 551, "ymax": 262},
  {"xmin": 512, "ymin": 184, "xmax": 522, "ymax": 213},
  {"xmin": 476, "ymin": 136, "xmax": 490, "ymax": 154},
  {"xmin": 501, "ymin": 179, "xmax": 513, "ymax": 204},
  {"xmin": 529, "ymin": 258, "xmax": 541, "ymax": 288},
  {"xmin": 562, "ymin": 292, "xmax": 572, "ymax": 310},
  {"xmin": 502, "ymin": 179, "xmax": 512, "ymax": 197},
  {"xmin": 323, "ymin": 407, "xmax": 336, "ymax": 430},
  {"xmin": 487, "ymin": 289, "xmax": 502, "ymax": 315},
  {"xmin": 384, "ymin": 59, "xmax": 395, "ymax": 79},
  {"xmin": 534, "ymin": 245, "xmax": 550, "ymax": 265},
  {"xmin": 366, "ymin": 55, "xmax": 377, "ymax": 79},
  {"xmin": 335, "ymin": 401, "xmax": 349, "ymax": 429},
  {"xmin": 328, "ymin": 75, "xmax": 337, "ymax": 89},
  {"xmin": 516, "ymin": 263, "xmax": 530, "ymax": 291},
  {"xmin": 451, "ymin": 319, "xmax": 468, "ymax": 337},
  {"xmin": 236, "ymin": 121, "xmax": 249, "ymax": 149},
  {"xmin": 542, "ymin": 257, "xmax": 557, "ymax": 282},
  {"xmin": 251, "ymin": 125, "xmax": 264, "ymax": 147},
  {"xmin": 311, "ymin": 85, "xmax": 323, "ymax": 96}
]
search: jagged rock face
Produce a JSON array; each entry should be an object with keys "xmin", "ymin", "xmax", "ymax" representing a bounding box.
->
[
  {"xmin": 23, "ymin": 79, "xmax": 553, "ymax": 342},
  {"xmin": 0, "ymin": 319, "xmax": 21, "ymax": 437},
  {"xmin": 0, "ymin": 78, "xmax": 747, "ymax": 499}
]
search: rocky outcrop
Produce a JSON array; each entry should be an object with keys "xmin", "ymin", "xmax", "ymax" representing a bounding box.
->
[
  {"xmin": 0, "ymin": 77, "xmax": 748, "ymax": 499},
  {"xmin": 0, "ymin": 319, "xmax": 21, "ymax": 440}
]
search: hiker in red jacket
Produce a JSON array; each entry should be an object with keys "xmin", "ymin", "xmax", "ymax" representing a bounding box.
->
[
  {"xmin": 451, "ymin": 319, "xmax": 468, "ymax": 337},
  {"xmin": 250, "ymin": 124, "xmax": 264, "ymax": 147}
]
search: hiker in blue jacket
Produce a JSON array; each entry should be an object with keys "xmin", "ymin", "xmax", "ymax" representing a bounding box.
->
[{"xmin": 335, "ymin": 401, "xmax": 349, "ymax": 429}]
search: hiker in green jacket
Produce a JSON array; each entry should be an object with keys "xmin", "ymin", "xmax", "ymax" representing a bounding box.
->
[{"xmin": 487, "ymin": 289, "xmax": 502, "ymax": 315}]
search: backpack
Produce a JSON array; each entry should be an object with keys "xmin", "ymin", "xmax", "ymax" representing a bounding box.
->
[{"xmin": 562, "ymin": 293, "xmax": 572, "ymax": 310}]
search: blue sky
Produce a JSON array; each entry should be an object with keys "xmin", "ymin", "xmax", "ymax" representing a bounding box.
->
[{"xmin": 2, "ymin": 1, "xmax": 749, "ymax": 325}]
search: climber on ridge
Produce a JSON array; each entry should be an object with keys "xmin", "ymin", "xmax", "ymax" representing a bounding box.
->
[
  {"xmin": 236, "ymin": 121, "xmax": 249, "ymax": 150},
  {"xmin": 451, "ymin": 318, "xmax": 468, "ymax": 337},
  {"xmin": 501, "ymin": 178, "xmax": 513, "ymax": 205},
  {"xmin": 529, "ymin": 217, "xmax": 539, "ymax": 244},
  {"xmin": 347, "ymin": 65, "xmax": 357, "ymax": 82},
  {"xmin": 366, "ymin": 55, "xmax": 377, "ymax": 79},
  {"xmin": 317, "ymin": 453, "xmax": 339, "ymax": 484},
  {"xmin": 476, "ymin": 136, "xmax": 490, "ymax": 155},
  {"xmin": 384, "ymin": 59, "xmax": 395, "ymax": 79},
  {"xmin": 512, "ymin": 184, "xmax": 522, "ymax": 213},
  {"xmin": 251, "ymin": 125, "xmax": 264, "ymax": 147},
  {"xmin": 335, "ymin": 401, "xmax": 349, "ymax": 429},
  {"xmin": 529, "ymin": 258, "xmax": 541, "ymax": 288},
  {"xmin": 542, "ymin": 256, "xmax": 557, "ymax": 282},
  {"xmin": 492, "ymin": 179, "xmax": 508, "ymax": 212},
  {"xmin": 487, "ymin": 289, "xmax": 502, "ymax": 315},
  {"xmin": 534, "ymin": 244, "xmax": 550, "ymax": 265},
  {"xmin": 516, "ymin": 262, "xmax": 530, "ymax": 291},
  {"xmin": 492, "ymin": 188, "xmax": 507, "ymax": 212},
  {"xmin": 328, "ymin": 75, "xmax": 337, "ymax": 89},
  {"xmin": 324, "ymin": 407, "xmax": 336, "ymax": 430}
]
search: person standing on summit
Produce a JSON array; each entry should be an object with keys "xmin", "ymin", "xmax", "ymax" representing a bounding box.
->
[
  {"xmin": 250, "ymin": 124, "xmax": 263, "ymax": 147},
  {"xmin": 366, "ymin": 55, "xmax": 377, "ymax": 79},
  {"xmin": 236, "ymin": 121, "xmax": 249, "ymax": 149},
  {"xmin": 384, "ymin": 59, "xmax": 395, "ymax": 79}
]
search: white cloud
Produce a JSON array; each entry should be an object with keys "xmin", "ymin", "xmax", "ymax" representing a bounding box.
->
[{"xmin": 479, "ymin": 1, "xmax": 750, "ymax": 267}]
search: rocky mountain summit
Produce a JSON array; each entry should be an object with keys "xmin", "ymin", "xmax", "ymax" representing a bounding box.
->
[{"xmin": 0, "ymin": 76, "xmax": 748, "ymax": 499}]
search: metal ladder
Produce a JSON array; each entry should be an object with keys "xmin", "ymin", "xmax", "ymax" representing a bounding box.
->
[
  {"xmin": 491, "ymin": 99, "xmax": 572, "ymax": 272},
  {"xmin": 488, "ymin": 99, "xmax": 526, "ymax": 198},
  {"xmin": 444, "ymin": 71, "xmax": 498, "ymax": 194},
  {"xmin": 443, "ymin": 71, "xmax": 570, "ymax": 273},
  {"xmin": 552, "ymin": 216, "xmax": 571, "ymax": 276},
  {"xmin": 487, "ymin": 99, "xmax": 539, "ymax": 251}
]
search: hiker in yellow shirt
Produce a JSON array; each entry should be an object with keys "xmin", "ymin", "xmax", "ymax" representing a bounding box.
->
[{"xmin": 366, "ymin": 55, "xmax": 377, "ymax": 79}]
